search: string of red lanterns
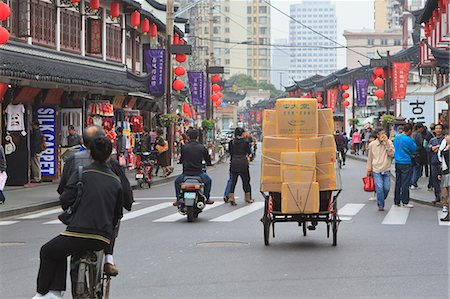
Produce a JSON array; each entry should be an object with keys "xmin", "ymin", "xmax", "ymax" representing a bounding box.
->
[
  {"xmin": 131, "ymin": 11, "xmax": 140, "ymax": 29},
  {"xmin": 150, "ymin": 23, "xmax": 157, "ymax": 37},
  {"xmin": 141, "ymin": 18, "xmax": 150, "ymax": 35},
  {"xmin": 372, "ymin": 67, "xmax": 385, "ymax": 99},
  {"xmin": 174, "ymin": 66, "xmax": 186, "ymax": 77},
  {"xmin": 110, "ymin": 2, "xmax": 120, "ymax": 20}
]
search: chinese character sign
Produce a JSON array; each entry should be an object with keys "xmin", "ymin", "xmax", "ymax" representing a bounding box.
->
[
  {"xmin": 355, "ymin": 79, "xmax": 369, "ymax": 107},
  {"xmin": 392, "ymin": 62, "xmax": 410, "ymax": 100},
  {"xmin": 400, "ymin": 95, "xmax": 434, "ymax": 126},
  {"xmin": 144, "ymin": 49, "xmax": 165, "ymax": 96},
  {"xmin": 327, "ymin": 88, "xmax": 338, "ymax": 111},
  {"xmin": 187, "ymin": 71, "xmax": 206, "ymax": 106}
]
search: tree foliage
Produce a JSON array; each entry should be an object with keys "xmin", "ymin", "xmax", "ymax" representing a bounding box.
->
[{"xmin": 229, "ymin": 74, "xmax": 282, "ymax": 98}]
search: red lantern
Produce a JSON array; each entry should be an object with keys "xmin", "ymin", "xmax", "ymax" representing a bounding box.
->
[
  {"xmin": 71, "ymin": 0, "xmax": 80, "ymax": 6},
  {"xmin": 216, "ymin": 99, "xmax": 222, "ymax": 107},
  {"xmin": 375, "ymin": 89, "xmax": 385, "ymax": 99},
  {"xmin": 179, "ymin": 39, "xmax": 185, "ymax": 45},
  {"xmin": 211, "ymin": 94, "xmax": 220, "ymax": 102},
  {"xmin": 131, "ymin": 11, "xmax": 140, "ymax": 29},
  {"xmin": 316, "ymin": 91, "xmax": 322, "ymax": 96},
  {"xmin": 317, "ymin": 103, "xmax": 323, "ymax": 109},
  {"xmin": 0, "ymin": 2, "xmax": 11, "ymax": 21},
  {"xmin": 110, "ymin": 2, "xmax": 120, "ymax": 20},
  {"xmin": 373, "ymin": 67, "xmax": 384, "ymax": 77},
  {"xmin": 173, "ymin": 34, "xmax": 180, "ymax": 45},
  {"xmin": 212, "ymin": 84, "xmax": 221, "ymax": 93},
  {"xmin": 173, "ymin": 79, "xmax": 185, "ymax": 91},
  {"xmin": 342, "ymin": 84, "xmax": 350, "ymax": 91},
  {"xmin": 343, "ymin": 100, "xmax": 351, "ymax": 107},
  {"xmin": 142, "ymin": 18, "xmax": 150, "ymax": 35},
  {"xmin": 174, "ymin": 66, "xmax": 186, "ymax": 77},
  {"xmin": 317, "ymin": 97, "xmax": 323, "ymax": 103},
  {"xmin": 373, "ymin": 77, "xmax": 384, "ymax": 87},
  {"xmin": 216, "ymin": 92, "xmax": 223, "ymax": 99},
  {"xmin": 183, "ymin": 103, "xmax": 190, "ymax": 114},
  {"xmin": 150, "ymin": 23, "xmax": 157, "ymax": 37},
  {"xmin": 175, "ymin": 53, "xmax": 186, "ymax": 63},
  {"xmin": 0, "ymin": 26, "xmax": 9, "ymax": 45},
  {"xmin": 211, "ymin": 75, "xmax": 221, "ymax": 83},
  {"xmin": 342, "ymin": 92, "xmax": 350, "ymax": 99},
  {"xmin": 90, "ymin": 0, "xmax": 100, "ymax": 12},
  {"xmin": 219, "ymin": 85, "xmax": 223, "ymax": 91}
]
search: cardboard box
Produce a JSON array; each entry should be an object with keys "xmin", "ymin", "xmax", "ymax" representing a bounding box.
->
[
  {"xmin": 261, "ymin": 163, "xmax": 281, "ymax": 184},
  {"xmin": 262, "ymin": 136, "xmax": 299, "ymax": 164},
  {"xmin": 298, "ymin": 136, "xmax": 337, "ymax": 164},
  {"xmin": 281, "ymin": 182, "xmax": 320, "ymax": 214},
  {"xmin": 261, "ymin": 182, "xmax": 282, "ymax": 193},
  {"xmin": 262, "ymin": 110, "xmax": 277, "ymax": 137},
  {"xmin": 317, "ymin": 163, "xmax": 337, "ymax": 191},
  {"xmin": 276, "ymin": 98, "xmax": 318, "ymax": 137},
  {"xmin": 318, "ymin": 109, "xmax": 335, "ymax": 136},
  {"xmin": 280, "ymin": 152, "xmax": 316, "ymax": 183}
]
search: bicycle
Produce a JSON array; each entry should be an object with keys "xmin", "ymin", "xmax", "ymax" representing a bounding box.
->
[{"xmin": 72, "ymin": 251, "xmax": 113, "ymax": 299}]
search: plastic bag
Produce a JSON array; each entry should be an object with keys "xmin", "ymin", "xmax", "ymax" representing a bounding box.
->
[{"xmin": 363, "ymin": 176, "xmax": 375, "ymax": 192}]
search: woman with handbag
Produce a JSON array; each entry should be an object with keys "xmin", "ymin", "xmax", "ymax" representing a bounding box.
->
[
  {"xmin": 156, "ymin": 128, "xmax": 173, "ymax": 177},
  {"xmin": 32, "ymin": 137, "xmax": 123, "ymax": 299}
]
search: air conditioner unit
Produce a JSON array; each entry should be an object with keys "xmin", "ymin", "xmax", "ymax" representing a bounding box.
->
[{"xmin": 419, "ymin": 67, "xmax": 433, "ymax": 77}]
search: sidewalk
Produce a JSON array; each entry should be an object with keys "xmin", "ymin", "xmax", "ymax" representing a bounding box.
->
[
  {"xmin": 0, "ymin": 162, "xmax": 185, "ymax": 218},
  {"xmin": 347, "ymin": 153, "xmax": 436, "ymax": 206}
]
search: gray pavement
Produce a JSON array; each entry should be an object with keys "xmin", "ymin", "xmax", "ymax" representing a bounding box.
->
[{"xmin": 0, "ymin": 151, "xmax": 449, "ymax": 298}]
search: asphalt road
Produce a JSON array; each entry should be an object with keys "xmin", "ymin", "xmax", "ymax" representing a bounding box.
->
[{"xmin": 0, "ymin": 152, "xmax": 449, "ymax": 299}]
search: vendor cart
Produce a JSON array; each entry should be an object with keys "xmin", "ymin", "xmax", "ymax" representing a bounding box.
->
[{"xmin": 260, "ymin": 189, "xmax": 342, "ymax": 246}]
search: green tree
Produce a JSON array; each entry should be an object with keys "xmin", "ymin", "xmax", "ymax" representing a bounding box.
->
[
  {"xmin": 229, "ymin": 74, "xmax": 257, "ymax": 89},
  {"xmin": 257, "ymin": 82, "xmax": 283, "ymax": 98}
]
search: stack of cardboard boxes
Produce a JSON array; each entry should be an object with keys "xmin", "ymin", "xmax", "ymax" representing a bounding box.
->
[{"xmin": 261, "ymin": 98, "xmax": 338, "ymax": 214}]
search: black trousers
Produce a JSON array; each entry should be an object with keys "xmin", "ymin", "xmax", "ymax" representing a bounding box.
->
[
  {"xmin": 104, "ymin": 222, "xmax": 120, "ymax": 255},
  {"xmin": 230, "ymin": 169, "xmax": 251, "ymax": 194},
  {"xmin": 37, "ymin": 235, "xmax": 106, "ymax": 294}
]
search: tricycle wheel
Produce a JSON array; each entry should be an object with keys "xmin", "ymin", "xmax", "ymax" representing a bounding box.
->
[
  {"xmin": 302, "ymin": 222, "xmax": 307, "ymax": 236},
  {"xmin": 263, "ymin": 198, "xmax": 271, "ymax": 246},
  {"xmin": 332, "ymin": 215, "xmax": 338, "ymax": 246}
]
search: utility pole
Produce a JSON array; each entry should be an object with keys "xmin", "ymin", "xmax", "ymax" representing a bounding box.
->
[
  {"xmin": 386, "ymin": 50, "xmax": 391, "ymax": 115},
  {"xmin": 165, "ymin": 0, "xmax": 174, "ymax": 164},
  {"xmin": 208, "ymin": 0, "xmax": 214, "ymax": 121}
]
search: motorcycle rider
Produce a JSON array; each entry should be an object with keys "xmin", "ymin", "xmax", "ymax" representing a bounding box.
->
[{"xmin": 174, "ymin": 129, "xmax": 213, "ymax": 206}]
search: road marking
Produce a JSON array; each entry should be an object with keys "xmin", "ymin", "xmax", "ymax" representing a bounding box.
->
[
  {"xmin": 382, "ymin": 205, "xmax": 410, "ymax": 225},
  {"xmin": 339, "ymin": 204, "xmax": 365, "ymax": 216},
  {"xmin": 339, "ymin": 216, "xmax": 352, "ymax": 221},
  {"xmin": 153, "ymin": 202, "xmax": 224, "ymax": 222},
  {"xmin": 135, "ymin": 196, "xmax": 238, "ymax": 201},
  {"xmin": 210, "ymin": 202, "xmax": 264, "ymax": 222},
  {"xmin": 122, "ymin": 203, "xmax": 172, "ymax": 221},
  {"xmin": 18, "ymin": 208, "xmax": 62, "ymax": 219},
  {"xmin": 437, "ymin": 211, "xmax": 450, "ymax": 226},
  {"xmin": 44, "ymin": 219, "xmax": 63, "ymax": 225},
  {"xmin": 0, "ymin": 221, "xmax": 19, "ymax": 226}
]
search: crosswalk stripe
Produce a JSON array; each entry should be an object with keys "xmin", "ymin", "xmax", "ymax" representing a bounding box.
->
[
  {"xmin": 437, "ymin": 211, "xmax": 450, "ymax": 226},
  {"xmin": 18, "ymin": 208, "xmax": 62, "ymax": 219},
  {"xmin": 210, "ymin": 202, "xmax": 264, "ymax": 222},
  {"xmin": 0, "ymin": 221, "xmax": 19, "ymax": 226},
  {"xmin": 135, "ymin": 196, "xmax": 238, "ymax": 201},
  {"xmin": 382, "ymin": 205, "xmax": 410, "ymax": 225},
  {"xmin": 122, "ymin": 203, "xmax": 172, "ymax": 221},
  {"xmin": 339, "ymin": 204, "xmax": 365, "ymax": 216},
  {"xmin": 153, "ymin": 202, "xmax": 224, "ymax": 222},
  {"xmin": 44, "ymin": 219, "xmax": 62, "ymax": 225}
]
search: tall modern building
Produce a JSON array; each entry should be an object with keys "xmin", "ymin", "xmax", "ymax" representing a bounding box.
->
[
  {"xmin": 289, "ymin": 1, "xmax": 337, "ymax": 81},
  {"xmin": 374, "ymin": 0, "xmax": 418, "ymax": 32},
  {"xmin": 271, "ymin": 39, "xmax": 291, "ymax": 90}
]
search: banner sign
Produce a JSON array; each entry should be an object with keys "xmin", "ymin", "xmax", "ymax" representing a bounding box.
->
[
  {"xmin": 355, "ymin": 79, "xmax": 369, "ymax": 107},
  {"xmin": 187, "ymin": 71, "xmax": 206, "ymax": 106},
  {"xmin": 399, "ymin": 95, "xmax": 434, "ymax": 126},
  {"xmin": 144, "ymin": 49, "xmax": 165, "ymax": 96},
  {"xmin": 392, "ymin": 62, "xmax": 410, "ymax": 100},
  {"xmin": 35, "ymin": 106, "xmax": 57, "ymax": 178},
  {"xmin": 327, "ymin": 88, "xmax": 338, "ymax": 111}
]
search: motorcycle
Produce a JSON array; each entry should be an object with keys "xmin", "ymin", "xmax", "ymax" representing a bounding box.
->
[
  {"xmin": 135, "ymin": 151, "xmax": 158, "ymax": 189},
  {"xmin": 177, "ymin": 162, "xmax": 207, "ymax": 222}
]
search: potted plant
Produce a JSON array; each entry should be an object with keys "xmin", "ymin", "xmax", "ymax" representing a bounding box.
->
[
  {"xmin": 201, "ymin": 120, "xmax": 215, "ymax": 131},
  {"xmin": 159, "ymin": 113, "xmax": 178, "ymax": 128},
  {"xmin": 381, "ymin": 114, "xmax": 397, "ymax": 126},
  {"xmin": 348, "ymin": 118, "xmax": 359, "ymax": 127}
]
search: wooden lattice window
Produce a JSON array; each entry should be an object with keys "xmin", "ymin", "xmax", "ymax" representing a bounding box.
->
[
  {"xmin": 126, "ymin": 30, "xmax": 132, "ymax": 58},
  {"xmin": 135, "ymin": 35, "xmax": 140, "ymax": 63},
  {"xmin": 31, "ymin": 0, "xmax": 55, "ymax": 47},
  {"xmin": 106, "ymin": 23, "xmax": 121, "ymax": 62},
  {"xmin": 1, "ymin": 0, "xmax": 19, "ymax": 37},
  {"xmin": 87, "ymin": 18, "xmax": 101, "ymax": 54},
  {"xmin": 61, "ymin": 8, "xmax": 81, "ymax": 52}
]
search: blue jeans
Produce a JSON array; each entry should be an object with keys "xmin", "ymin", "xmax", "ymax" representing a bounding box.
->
[
  {"xmin": 224, "ymin": 171, "xmax": 233, "ymax": 197},
  {"xmin": 373, "ymin": 172, "xmax": 391, "ymax": 208},
  {"xmin": 175, "ymin": 172, "xmax": 212, "ymax": 200},
  {"xmin": 394, "ymin": 164, "xmax": 413, "ymax": 205},
  {"xmin": 410, "ymin": 163, "xmax": 423, "ymax": 187}
]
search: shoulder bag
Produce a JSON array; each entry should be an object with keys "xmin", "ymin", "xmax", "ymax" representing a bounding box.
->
[{"xmin": 58, "ymin": 166, "xmax": 84, "ymax": 225}]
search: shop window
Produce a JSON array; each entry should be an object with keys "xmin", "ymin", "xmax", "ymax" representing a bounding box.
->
[
  {"xmin": 87, "ymin": 19, "xmax": 102, "ymax": 55},
  {"xmin": 18, "ymin": 0, "xmax": 31, "ymax": 37}
]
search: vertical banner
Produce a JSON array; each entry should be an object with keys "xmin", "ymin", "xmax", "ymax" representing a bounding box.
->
[
  {"xmin": 355, "ymin": 79, "xmax": 369, "ymax": 107},
  {"xmin": 392, "ymin": 62, "xmax": 410, "ymax": 100},
  {"xmin": 327, "ymin": 88, "xmax": 338, "ymax": 111},
  {"xmin": 144, "ymin": 49, "xmax": 165, "ymax": 96},
  {"xmin": 187, "ymin": 71, "xmax": 206, "ymax": 107},
  {"xmin": 35, "ymin": 106, "xmax": 57, "ymax": 179}
]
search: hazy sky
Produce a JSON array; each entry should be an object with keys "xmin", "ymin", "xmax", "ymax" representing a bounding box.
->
[{"xmin": 270, "ymin": 0, "xmax": 375, "ymax": 69}]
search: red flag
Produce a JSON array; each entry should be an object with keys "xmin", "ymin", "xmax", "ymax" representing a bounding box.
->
[
  {"xmin": 327, "ymin": 88, "xmax": 338, "ymax": 111},
  {"xmin": 392, "ymin": 62, "xmax": 410, "ymax": 100}
]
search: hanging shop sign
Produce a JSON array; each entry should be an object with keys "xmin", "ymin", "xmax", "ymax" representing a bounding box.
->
[
  {"xmin": 355, "ymin": 79, "xmax": 369, "ymax": 107},
  {"xmin": 392, "ymin": 62, "xmax": 410, "ymax": 100},
  {"xmin": 144, "ymin": 49, "xmax": 165, "ymax": 96},
  {"xmin": 327, "ymin": 88, "xmax": 338, "ymax": 111},
  {"xmin": 187, "ymin": 71, "xmax": 206, "ymax": 107},
  {"xmin": 35, "ymin": 106, "xmax": 57, "ymax": 178},
  {"xmin": 399, "ymin": 95, "xmax": 435, "ymax": 126}
]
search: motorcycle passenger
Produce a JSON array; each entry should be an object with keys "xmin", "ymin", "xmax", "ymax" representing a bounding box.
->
[
  {"xmin": 227, "ymin": 127, "xmax": 255, "ymax": 206},
  {"xmin": 174, "ymin": 129, "xmax": 213, "ymax": 206},
  {"xmin": 32, "ymin": 137, "xmax": 123, "ymax": 299}
]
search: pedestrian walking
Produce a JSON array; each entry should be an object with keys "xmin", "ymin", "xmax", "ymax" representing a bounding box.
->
[
  {"xmin": 140, "ymin": 126, "xmax": 151, "ymax": 153},
  {"xmin": 439, "ymin": 133, "xmax": 450, "ymax": 220},
  {"xmin": 66, "ymin": 125, "xmax": 82, "ymax": 147},
  {"xmin": 393, "ymin": 124, "xmax": 417, "ymax": 208},
  {"xmin": 30, "ymin": 120, "xmax": 44, "ymax": 183},
  {"xmin": 410, "ymin": 123, "xmax": 426, "ymax": 189},
  {"xmin": 0, "ymin": 144, "xmax": 7, "ymax": 204},
  {"xmin": 155, "ymin": 128, "xmax": 173, "ymax": 177},
  {"xmin": 367, "ymin": 128, "xmax": 395, "ymax": 211},
  {"xmin": 226, "ymin": 127, "xmax": 254, "ymax": 206},
  {"xmin": 352, "ymin": 130, "xmax": 362, "ymax": 155},
  {"xmin": 116, "ymin": 127, "xmax": 127, "ymax": 167},
  {"xmin": 429, "ymin": 124, "xmax": 445, "ymax": 205},
  {"xmin": 334, "ymin": 130, "xmax": 347, "ymax": 166},
  {"xmin": 426, "ymin": 123, "xmax": 436, "ymax": 190}
]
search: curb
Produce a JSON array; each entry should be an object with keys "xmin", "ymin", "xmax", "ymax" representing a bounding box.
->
[{"xmin": 347, "ymin": 155, "xmax": 436, "ymax": 208}]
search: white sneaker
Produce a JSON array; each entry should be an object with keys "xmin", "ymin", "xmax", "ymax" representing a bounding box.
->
[
  {"xmin": 403, "ymin": 203, "xmax": 414, "ymax": 208},
  {"xmin": 410, "ymin": 186, "xmax": 418, "ymax": 190},
  {"xmin": 369, "ymin": 197, "xmax": 376, "ymax": 201},
  {"xmin": 443, "ymin": 207, "xmax": 448, "ymax": 213},
  {"xmin": 31, "ymin": 293, "xmax": 56, "ymax": 299}
]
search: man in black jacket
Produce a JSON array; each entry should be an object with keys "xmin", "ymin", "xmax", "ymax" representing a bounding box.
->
[
  {"xmin": 174, "ymin": 129, "xmax": 213, "ymax": 206},
  {"xmin": 58, "ymin": 125, "xmax": 133, "ymax": 277}
]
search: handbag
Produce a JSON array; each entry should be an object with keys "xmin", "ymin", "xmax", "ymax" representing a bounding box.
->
[
  {"xmin": 156, "ymin": 141, "xmax": 169, "ymax": 153},
  {"xmin": 58, "ymin": 166, "xmax": 84, "ymax": 225},
  {"xmin": 363, "ymin": 175, "xmax": 376, "ymax": 192}
]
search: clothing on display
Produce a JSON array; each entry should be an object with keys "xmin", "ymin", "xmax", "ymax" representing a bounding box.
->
[
  {"xmin": 6, "ymin": 104, "xmax": 25, "ymax": 132},
  {"xmin": 130, "ymin": 115, "xmax": 143, "ymax": 133}
]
